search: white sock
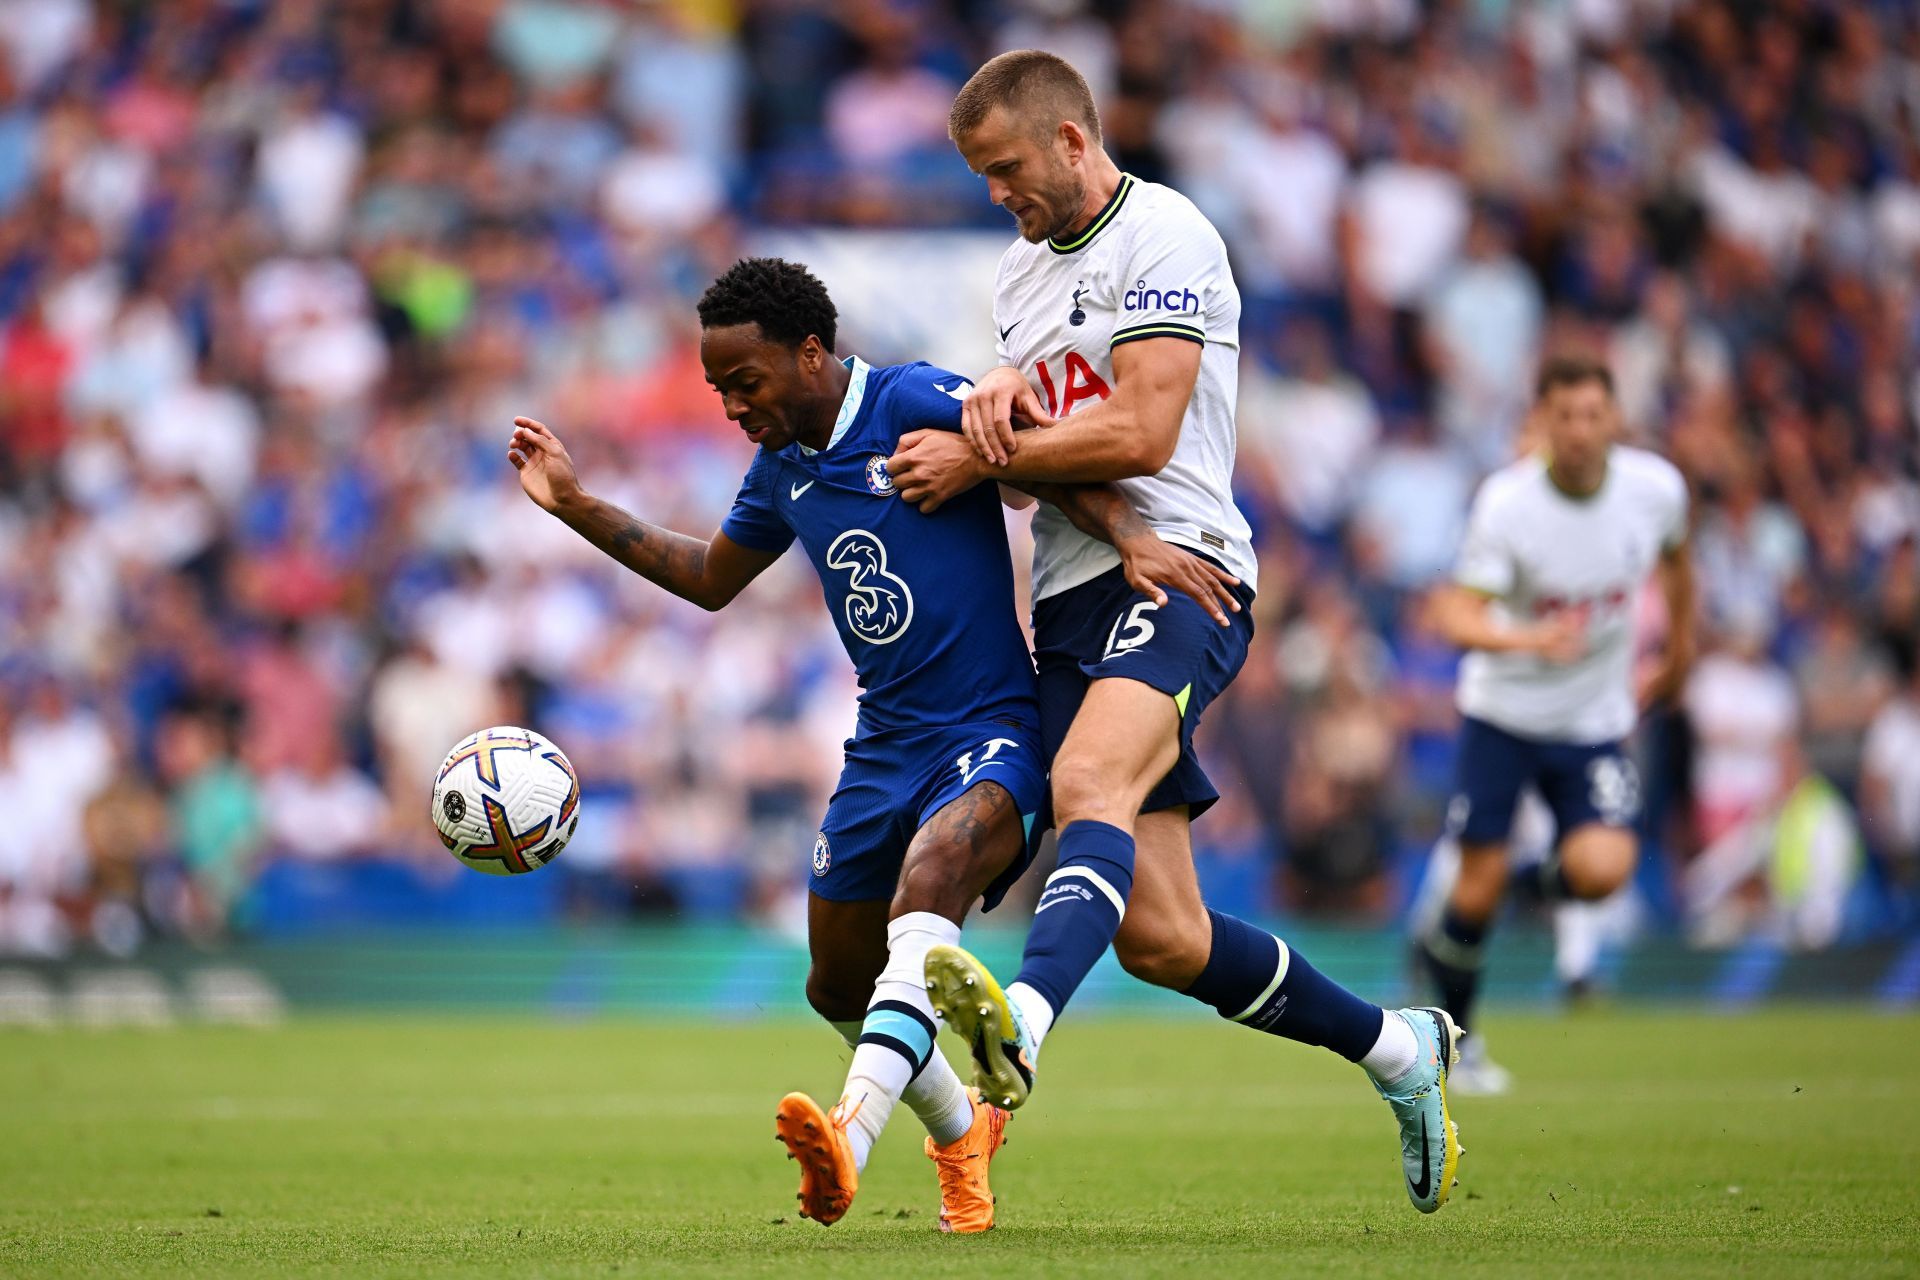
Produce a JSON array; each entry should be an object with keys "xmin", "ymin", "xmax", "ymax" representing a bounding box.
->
[
  {"xmin": 1554, "ymin": 900, "xmax": 1602, "ymax": 985},
  {"xmin": 904, "ymin": 1050, "xmax": 975, "ymax": 1148},
  {"xmin": 1359, "ymin": 1010, "xmax": 1420, "ymax": 1085},
  {"xmin": 831, "ymin": 1013, "xmax": 972, "ymax": 1146},
  {"xmin": 1004, "ymin": 979, "xmax": 1057, "ymax": 1053},
  {"xmin": 838, "ymin": 912, "xmax": 959, "ymax": 1170}
]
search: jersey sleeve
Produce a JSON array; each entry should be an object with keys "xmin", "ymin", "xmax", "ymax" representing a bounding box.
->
[
  {"xmin": 1653, "ymin": 457, "xmax": 1690, "ymax": 551},
  {"xmin": 1110, "ymin": 208, "xmax": 1228, "ymax": 350},
  {"xmin": 718, "ymin": 450, "xmax": 795, "ymax": 553},
  {"xmin": 887, "ymin": 363, "xmax": 973, "ymax": 434},
  {"xmin": 992, "ymin": 252, "xmax": 1017, "ymax": 366},
  {"xmin": 1454, "ymin": 483, "xmax": 1516, "ymax": 597}
]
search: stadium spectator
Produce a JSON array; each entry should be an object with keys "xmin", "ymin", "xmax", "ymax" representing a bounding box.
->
[
  {"xmin": 1684, "ymin": 742, "xmax": 1863, "ymax": 952},
  {"xmin": 1421, "ymin": 202, "xmax": 1543, "ymax": 470},
  {"xmin": 0, "ymin": 0, "xmax": 1913, "ymax": 950},
  {"xmin": 1794, "ymin": 604, "xmax": 1896, "ymax": 793},
  {"xmin": 259, "ymin": 733, "xmax": 390, "ymax": 864},
  {"xmin": 1238, "ymin": 319, "xmax": 1380, "ymax": 541},
  {"xmin": 1686, "ymin": 624, "xmax": 1802, "ymax": 847},
  {"xmin": 1863, "ymin": 661, "xmax": 1920, "ymax": 887},
  {"xmin": 155, "ymin": 709, "xmax": 263, "ymax": 925}
]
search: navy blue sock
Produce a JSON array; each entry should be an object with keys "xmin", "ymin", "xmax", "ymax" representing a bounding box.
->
[
  {"xmin": 1182, "ymin": 909, "xmax": 1384, "ymax": 1062},
  {"xmin": 1420, "ymin": 907, "xmax": 1489, "ymax": 1031},
  {"xmin": 1510, "ymin": 856, "xmax": 1574, "ymax": 904},
  {"xmin": 1011, "ymin": 820, "xmax": 1135, "ymax": 1016}
]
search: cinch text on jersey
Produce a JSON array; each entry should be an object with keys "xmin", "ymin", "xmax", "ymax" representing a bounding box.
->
[{"xmin": 1124, "ymin": 281, "xmax": 1200, "ymax": 313}]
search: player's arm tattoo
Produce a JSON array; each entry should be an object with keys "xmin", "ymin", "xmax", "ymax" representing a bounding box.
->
[
  {"xmin": 1013, "ymin": 480, "xmax": 1241, "ymax": 623},
  {"xmin": 557, "ymin": 495, "xmax": 760, "ymax": 610},
  {"xmin": 1008, "ymin": 481, "xmax": 1147, "ymax": 547}
]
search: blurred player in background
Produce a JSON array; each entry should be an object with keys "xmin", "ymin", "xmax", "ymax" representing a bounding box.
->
[
  {"xmin": 508, "ymin": 257, "xmax": 1234, "ymax": 1230},
  {"xmin": 1420, "ymin": 356, "xmax": 1695, "ymax": 1092},
  {"xmin": 887, "ymin": 51, "xmax": 1464, "ymax": 1213}
]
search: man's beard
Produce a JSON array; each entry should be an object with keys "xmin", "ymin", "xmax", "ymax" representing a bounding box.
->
[{"xmin": 1031, "ymin": 173, "xmax": 1088, "ymax": 243}]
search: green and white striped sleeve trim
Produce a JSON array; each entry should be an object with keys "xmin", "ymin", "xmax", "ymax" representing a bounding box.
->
[{"xmin": 1111, "ymin": 320, "xmax": 1206, "ymax": 349}]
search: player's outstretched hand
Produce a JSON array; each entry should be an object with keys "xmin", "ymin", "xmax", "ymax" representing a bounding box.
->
[
  {"xmin": 1117, "ymin": 533, "xmax": 1241, "ymax": 627},
  {"xmin": 889, "ymin": 429, "xmax": 987, "ymax": 513},
  {"xmin": 507, "ymin": 416, "xmax": 584, "ymax": 514},
  {"xmin": 963, "ymin": 366, "xmax": 1054, "ymax": 466}
]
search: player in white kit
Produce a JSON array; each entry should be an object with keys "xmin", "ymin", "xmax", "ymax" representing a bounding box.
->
[
  {"xmin": 888, "ymin": 50, "xmax": 1466, "ymax": 1215},
  {"xmin": 1420, "ymin": 356, "xmax": 1695, "ymax": 1091}
]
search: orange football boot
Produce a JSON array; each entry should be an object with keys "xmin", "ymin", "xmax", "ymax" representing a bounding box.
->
[
  {"xmin": 774, "ymin": 1092, "xmax": 860, "ymax": 1225},
  {"xmin": 924, "ymin": 1089, "xmax": 1010, "ymax": 1234}
]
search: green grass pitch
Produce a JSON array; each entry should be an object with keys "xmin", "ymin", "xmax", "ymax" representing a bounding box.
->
[{"xmin": 2, "ymin": 1008, "xmax": 1915, "ymax": 1277}]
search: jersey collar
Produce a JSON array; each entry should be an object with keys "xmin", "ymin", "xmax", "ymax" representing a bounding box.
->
[
  {"xmin": 1048, "ymin": 173, "xmax": 1135, "ymax": 255},
  {"xmin": 800, "ymin": 355, "xmax": 870, "ymax": 456},
  {"xmin": 1541, "ymin": 447, "xmax": 1611, "ymax": 502}
]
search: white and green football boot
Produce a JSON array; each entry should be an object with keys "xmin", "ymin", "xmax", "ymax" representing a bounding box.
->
[{"xmin": 1374, "ymin": 1006, "xmax": 1464, "ymax": 1213}]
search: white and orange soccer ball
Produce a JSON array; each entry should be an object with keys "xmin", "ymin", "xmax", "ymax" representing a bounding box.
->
[{"xmin": 430, "ymin": 726, "xmax": 581, "ymax": 875}]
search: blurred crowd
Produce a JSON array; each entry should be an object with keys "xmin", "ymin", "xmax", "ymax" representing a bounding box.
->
[{"xmin": 1, "ymin": 0, "xmax": 1917, "ymax": 957}]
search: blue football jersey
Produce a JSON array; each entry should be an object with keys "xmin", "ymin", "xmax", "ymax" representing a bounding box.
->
[{"xmin": 721, "ymin": 358, "xmax": 1039, "ymax": 735}]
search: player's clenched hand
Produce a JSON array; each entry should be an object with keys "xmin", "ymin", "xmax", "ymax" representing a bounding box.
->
[
  {"xmin": 1117, "ymin": 533, "xmax": 1242, "ymax": 627},
  {"xmin": 1635, "ymin": 642, "xmax": 1693, "ymax": 712},
  {"xmin": 963, "ymin": 365, "xmax": 1053, "ymax": 467},
  {"xmin": 507, "ymin": 416, "xmax": 584, "ymax": 514},
  {"xmin": 888, "ymin": 430, "xmax": 987, "ymax": 513},
  {"xmin": 1528, "ymin": 613, "xmax": 1586, "ymax": 665}
]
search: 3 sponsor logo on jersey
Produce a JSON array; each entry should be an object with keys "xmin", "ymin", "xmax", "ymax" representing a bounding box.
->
[
  {"xmin": 864, "ymin": 455, "xmax": 896, "ymax": 496},
  {"xmin": 1124, "ymin": 279, "xmax": 1201, "ymax": 314},
  {"xmin": 826, "ymin": 528, "xmax": 914, "ymax": 644}
]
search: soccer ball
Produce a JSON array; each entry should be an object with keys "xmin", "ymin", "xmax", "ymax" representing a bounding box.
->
[{"xmin": 431, "ymin": 726, "xmax": 581, "ymax": 875}]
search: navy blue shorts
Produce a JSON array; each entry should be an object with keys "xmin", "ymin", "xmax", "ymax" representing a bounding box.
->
[
  {"xmin": 1032, "ymin": 561, "xmax": 1256, "ymax": 820},
  {"xmin": 1448, "ymin": 716, "xmax": 1641, "ymax": 847},
  {"xmin": 811, "ymin": 718, "xmax": 1047, "ymax": 909}
]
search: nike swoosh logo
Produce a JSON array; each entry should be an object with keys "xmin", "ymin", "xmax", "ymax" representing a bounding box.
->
[
  {"xmin": 1408, "ymin": 1117, "xmax": 1433, "ymax": 1201},
  {"xmin": 790, "ymin": 481, "xmax": 815, "ymax": 500},
  {"xmin": 998, "ymin": 319, "xmax": 1023, "ymax": 341}
]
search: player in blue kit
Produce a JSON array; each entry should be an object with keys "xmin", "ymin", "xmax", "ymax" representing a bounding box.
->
[{"xmin": 507, "ymin": 257, "xmax": 1238, "ymax": 1232}]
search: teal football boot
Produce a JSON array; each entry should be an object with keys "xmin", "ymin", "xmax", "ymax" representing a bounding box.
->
[{"xmin": 1374, "ymin": 1007, "xmax": 1464, "ymax": 1213}]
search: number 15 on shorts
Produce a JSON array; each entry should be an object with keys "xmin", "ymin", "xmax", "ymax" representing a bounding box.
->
[{"xmin": 1104, "ymin": 601, "xmax": 1159, "ymax": 658}]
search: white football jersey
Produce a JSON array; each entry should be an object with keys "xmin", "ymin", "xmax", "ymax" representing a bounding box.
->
[
  {"xmin": 993, "ymin": 174, "xmax": 1256, "ymax": 600},
  {"xmin": 1454, "ymin": 446, "xmax": 1688, "ymax": 743}
]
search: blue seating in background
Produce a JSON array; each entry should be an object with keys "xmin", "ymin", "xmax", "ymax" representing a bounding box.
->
[{"xmin": 243, "ymin": 857, "xmax": 566, "ymax": 935}]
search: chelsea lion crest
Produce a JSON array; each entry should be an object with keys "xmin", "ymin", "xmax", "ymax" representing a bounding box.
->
[
  {"xmin": 865, "ymin": 455, "xmax": 896, "ymax": 496},
  {"xmin": 812, "ymin": 832, "xmax": 831, "ymax": 876}
]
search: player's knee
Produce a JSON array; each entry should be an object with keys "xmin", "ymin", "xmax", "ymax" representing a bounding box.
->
[
  {"xmin": 1050, "ymin": 751, "xmax": 1138, "ymax": 826},
  {"xmin": 803, "ymin": 966, "xmax": 868, "ymax": 1024},
  {"xmin": 891, "ymin": 855, "xmax": 972, "ymax": 920},
  {"xmin": 1562, "ymin": 832, "xmax": 1636, "ymax": 899},
  {"xmin": 1113, "ymin": 920, "xmax": 1208, "ymax": 990}
]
